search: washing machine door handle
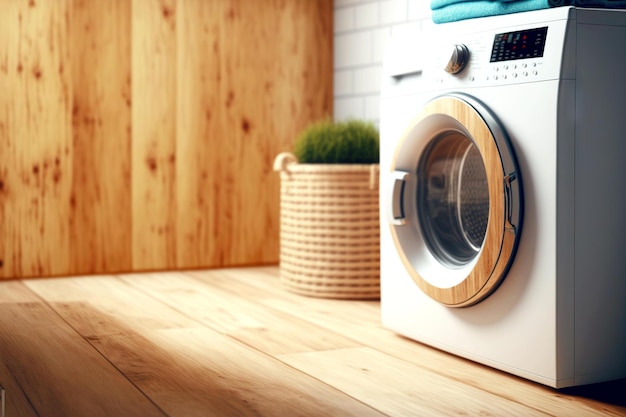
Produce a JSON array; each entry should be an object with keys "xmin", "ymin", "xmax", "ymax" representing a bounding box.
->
[
  {"xmin": 504, "ymin": 172, "xmax": 520, "ymax": 234},
  {"xmin": 386, "ymin": 170, "xmax": 410, "ymax": 226}
]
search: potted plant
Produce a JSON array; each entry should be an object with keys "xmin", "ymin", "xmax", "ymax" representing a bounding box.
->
[{"xmin": 273, "ymin": 119, "xmax": 380, "ymax": 299}]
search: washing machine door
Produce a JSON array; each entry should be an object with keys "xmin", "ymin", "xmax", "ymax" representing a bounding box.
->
[{"xmin": 386, "ymin": 93, "xmax": 522, "ymax": 307}]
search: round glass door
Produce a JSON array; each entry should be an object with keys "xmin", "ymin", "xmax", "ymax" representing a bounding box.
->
[
  {"xmin": 387, "ymin": 93, "xmax": 522, "ymax": 307},
  {"xmin": 419, "ymin": 132, "xmax": 489, "ymax": 267}
]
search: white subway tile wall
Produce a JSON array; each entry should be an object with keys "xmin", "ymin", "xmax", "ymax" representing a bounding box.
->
[{"xmin": 333, "ymin": 0, "xmax": 432, "ymax": 123}]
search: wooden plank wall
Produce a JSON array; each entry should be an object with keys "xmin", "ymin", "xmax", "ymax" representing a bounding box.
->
[
  {"xmin": 132, "ymin": 0, "xmax": 178, "ymax": 271},
  {"xmin": 0, "ymin": 0, "xmax": 333, "ymax": 279}
]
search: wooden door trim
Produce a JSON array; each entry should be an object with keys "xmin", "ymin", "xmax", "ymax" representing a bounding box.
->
[{"xmin": 390, "ymin": 95, "xmax": 518, "ymax": 307}]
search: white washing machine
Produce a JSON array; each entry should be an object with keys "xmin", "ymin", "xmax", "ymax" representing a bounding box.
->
[{"xmin": 380, "ymin": 7, "xmax": 626, "ymax": 388}]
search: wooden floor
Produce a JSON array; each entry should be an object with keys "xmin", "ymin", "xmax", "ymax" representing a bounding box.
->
[{"xmin": 0, "ymin": 267, "xmax": 624, "ymax": 417}]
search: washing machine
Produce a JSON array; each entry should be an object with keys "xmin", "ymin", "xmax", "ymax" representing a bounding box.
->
[{"xmin": 380, "ymin": 7, "xmax": 626, "ymax": 388}]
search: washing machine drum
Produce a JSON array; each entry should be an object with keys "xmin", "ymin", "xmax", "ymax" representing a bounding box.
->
[{"xmin": 386, "ymin": 93, "xmax": 523, "ymax": 307}]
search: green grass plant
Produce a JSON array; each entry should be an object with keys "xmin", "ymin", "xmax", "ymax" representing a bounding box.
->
[{"xmin": 293, "ymin": 119, "xmax": 379, "ymax": 164}]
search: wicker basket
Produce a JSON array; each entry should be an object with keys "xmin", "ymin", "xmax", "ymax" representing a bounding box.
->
[{"xmin": 273, "ymin": 152, "xmax": 380, "ymax": 299}]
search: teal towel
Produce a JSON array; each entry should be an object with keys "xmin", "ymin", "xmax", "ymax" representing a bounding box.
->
[
  {"xmin": 431, "ymin": 0, "xmax": 550, "ymax": 23},
  {"xmin": 432, "ymin": 0, "xmax": 521, "ymax": 8},
  {"xmin": 549, "ymin": 0, "xmax": 626, "ymax": 6}
]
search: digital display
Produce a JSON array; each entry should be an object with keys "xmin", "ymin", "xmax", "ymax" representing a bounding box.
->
[{"xmin": 490, "ymin": 27, "xmax": 548, "ymax": 62}]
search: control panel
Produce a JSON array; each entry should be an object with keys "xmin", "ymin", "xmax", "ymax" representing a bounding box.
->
[
  {"xmin": 490, "ymin": 27, "xmax": 548, "ymax": 62},
  {"xmin": 428, "ymin": 20, "xmax": 567, "ymax": 88}
]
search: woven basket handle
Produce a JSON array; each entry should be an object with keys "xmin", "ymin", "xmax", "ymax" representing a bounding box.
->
[
  {"xmin": 273, "ymin": 152, "xmax": 298, "ymax": 172},
  {"xmin": 369, "ymin": 164, "xmax": 379, "ymax": 190}
]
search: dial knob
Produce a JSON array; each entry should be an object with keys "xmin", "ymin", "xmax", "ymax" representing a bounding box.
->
[{"xmin": 445, "ymin": 44, "xmax": 470, "ymax": 75}]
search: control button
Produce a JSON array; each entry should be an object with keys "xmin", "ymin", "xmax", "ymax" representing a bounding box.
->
[{"xmin": 444, "ymin": 44, "xmax": 470, "ymax": 75}]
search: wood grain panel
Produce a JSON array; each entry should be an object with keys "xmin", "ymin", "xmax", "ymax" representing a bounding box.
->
[
  {"xmin": 132, "ymin": 0, "xmax": 178, "ymax": 270},
  {"xmin": 70, "ymin": 0, "xmax": 131, "ymax": 274},
  {"xmin": 175, "ymin": 0, "xmax": 223, "ymax": 267},
  {"xmin": 69, "ymin": 0, "xmax": 132, "ymax": 274},
  {"xmin": 176, "ymin": 0, "xmax": 333, "ymax": 268},
  {"xmin": 0, "ymin": 1, "xmax": 5, "ymax": 278},
  {"xmin": 0, "ymin": 0, "xmax": 72, "ymax": 278},
  {"xmin": 218, "ymin": 0, "xmax": 333, "ymax": 266},
  {"xmin": 1, "ymin": 0, "xmax": 332, "ymax": 279}
]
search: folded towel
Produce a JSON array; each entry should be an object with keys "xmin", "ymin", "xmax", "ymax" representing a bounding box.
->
[
  {"xmin": 432, "ymin": 0, "xmax": 626, "ymax": 23},
  {"xmin": 431, "ymin": 0, "xmax": 521, "ymax": 9},
  {"xmin": 432, "ymin": 0, "xmax": 550, "ymax": 23},
  {"xmin": 548, "ymin": 0, "xmax": 626, "ymax": 6}
]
